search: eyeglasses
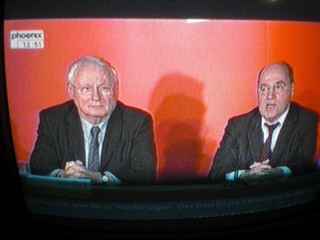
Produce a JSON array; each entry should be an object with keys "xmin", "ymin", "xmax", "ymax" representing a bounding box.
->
[
  {"xmin": 258, "ymin": 81, "xmax": 291, "ymax": 96},
  {"xmin": 69, "ymin": 82, "xmax": 114, "ymax": 96}
]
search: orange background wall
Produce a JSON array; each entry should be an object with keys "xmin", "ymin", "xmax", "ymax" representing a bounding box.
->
[{"xmin": 4, "ymin": 19, "xmax": 320, "ymax": 182}]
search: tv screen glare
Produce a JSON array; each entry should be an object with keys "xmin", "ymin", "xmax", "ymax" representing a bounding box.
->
[{"xmin": 2, "ymin": 0, "xmax": 320, "ymax": 239}]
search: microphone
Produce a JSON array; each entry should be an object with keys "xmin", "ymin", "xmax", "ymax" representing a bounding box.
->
[
  {"xmin": 232, "ymin": 147, "xmax": 247, "ymax": 185},
  {"xmin": 231, "ymin": 127, "xmax": 255, "ymax": 185},
  {"xmin": 223, "ymin": 141, "xmax": 247, "ymax": 186}
]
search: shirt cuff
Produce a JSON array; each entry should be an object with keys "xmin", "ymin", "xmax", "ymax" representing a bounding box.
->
[
  {"xmin": 276, "ymin": 166, "xmax": 292, "ymax": 177},
  {"xmin": 50, "ymin": 169, "xmax": 61, "ymax": 177},
  {"xmin": 102, "ymin": 171, "xmax": 121, "ymax": 185},
  {"xmin": 226, "ymin": 170, "xmax": 246, "ymax": 181}
]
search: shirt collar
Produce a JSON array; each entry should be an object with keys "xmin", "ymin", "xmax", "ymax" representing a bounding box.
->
[{"xmin": 80, "ymin": 116, "xmax": 109, "ymax": 142}]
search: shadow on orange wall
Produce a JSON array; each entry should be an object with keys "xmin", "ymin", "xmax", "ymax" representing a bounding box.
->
[{"xmin": 149, "ymin": 73, "xmax": 215, "ymax": 183}]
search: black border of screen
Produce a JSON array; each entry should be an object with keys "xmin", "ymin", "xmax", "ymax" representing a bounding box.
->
[
  {"xmin": 2, "ymin": 0, "xmax": 320, "ymax": 239},
  {"xmin": 4, "ymin": 0, "xmax": 320, "ymax": 21}
]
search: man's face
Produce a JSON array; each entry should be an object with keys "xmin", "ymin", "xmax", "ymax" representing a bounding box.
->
[
  {"xmin": 258, "ymin": 64, "xmax": 294, "ymax": 122},
  {"xmin": 68, "ymin": 63, "xmax": 117, "ymax": 124}
]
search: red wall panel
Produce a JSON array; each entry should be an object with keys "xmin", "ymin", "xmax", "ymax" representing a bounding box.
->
[{"xmin": 4, "ymin": 19, "xmax": 320, "ymax": 181}]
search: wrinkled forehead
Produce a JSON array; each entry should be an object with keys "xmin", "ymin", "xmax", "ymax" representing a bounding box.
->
[
  {"xmin": 73, "ymin": 62, "xmax": 117, "ymax": 86},
  {"xmin": 258, "ymin": 64, "xmax": 291, "ymax": 85}
]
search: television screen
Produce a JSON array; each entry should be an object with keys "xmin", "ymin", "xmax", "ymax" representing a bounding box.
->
[{"xmin": 2, "ymin": 0, "xmax": 320, "ymax": 239}]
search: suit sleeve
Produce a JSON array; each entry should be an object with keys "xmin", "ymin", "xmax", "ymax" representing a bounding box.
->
[
  {"xmin": 108, "ymin": 112, "xmax": 157, "ymax": 184},
  {"xmin": 208, "ymin": 119, "xmax": 241, "ymax": 183},
  {"xmin": 283, "ymin": 112, "xmax": 319, "ymax": 175},
  {"xmin": 128, "ymin": 114, "xmax": 157, "ymax": 183},
  {"xmin": 29, "ymin": 111, "xmax": 66, "ymax": 175}
]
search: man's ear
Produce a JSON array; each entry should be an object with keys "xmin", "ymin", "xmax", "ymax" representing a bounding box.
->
[
  {"xmin": 290, "ymin": 82, "xmax": 295, "ymax": 97},
  {"xmin": 67, "ymin": 82, "xmax": 75, "ymax": 98}
]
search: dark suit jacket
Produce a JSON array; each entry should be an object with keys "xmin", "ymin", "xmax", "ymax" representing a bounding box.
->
[
  {"xmin": 208, "ymin": 102, "xmax": 318, "ymax": 183},
  {"xmin": 30, "ymin": 100, "xmax": 157, "ymax": 184}
]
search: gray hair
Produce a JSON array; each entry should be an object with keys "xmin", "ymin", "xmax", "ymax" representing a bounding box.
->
[{"xmin": 67, "ymin": 56, "xmax": 119, "ymax": 87}]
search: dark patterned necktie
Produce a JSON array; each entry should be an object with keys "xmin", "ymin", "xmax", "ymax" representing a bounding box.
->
[
  {"xmin": 88, "ymin": 126, "xmax": 101, "ymax": 172},
  {"xmin": 259, "ymin": 122, "xmax": 279, "ymax": 162}
]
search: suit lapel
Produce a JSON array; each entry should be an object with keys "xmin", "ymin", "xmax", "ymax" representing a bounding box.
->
[
  {"xmin": 100, "ymin": 103, "xmax": 123, "ymax": 170},
  {"xmin": 66, "ymin": 107, "xmax": 86, "ymax": 163},
  {"xmin": 271, "ymin": 104, "xmax": 298, "ymax": 163},
  {"xmin": 248, "ymin": 112, "xmax": 263, "ymax": 163}
]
